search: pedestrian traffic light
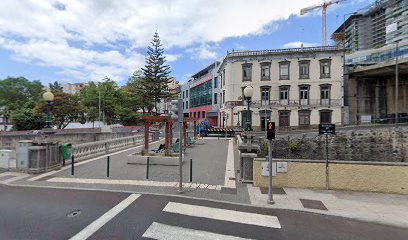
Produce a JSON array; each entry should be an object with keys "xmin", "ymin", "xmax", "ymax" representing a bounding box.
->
[
  {"xmin": 267, "ymin": 121, "xmax": 275, "ymax": 140},
  {"xmin": 170, "ymin": 99, "xmax": 183, "ymax": 122}
]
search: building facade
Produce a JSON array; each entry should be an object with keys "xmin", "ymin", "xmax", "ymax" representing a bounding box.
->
[
  {"xmin": 218, "ymin": 46, "xmax": 344, "ymax": 131},
  {"xmin": 62, "ymin": 83, "xmax": 88, "ymax": 94},
  {"xmin": 332, "ymin": 0, "xmax": 408, "ymax": 52},
  {"xmin": 186, "ymin": 61, "xmax": 221, "ymax": 126}
]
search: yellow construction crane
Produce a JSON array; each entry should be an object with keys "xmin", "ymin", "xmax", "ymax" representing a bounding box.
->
[{"xmin": 300, "ymin": 0, "xmax": 346, "ymax": 46}]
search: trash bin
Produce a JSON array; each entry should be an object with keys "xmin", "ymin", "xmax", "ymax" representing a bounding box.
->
[{"xmin": 61, "ymin": 143, "xmax": 72, "ymax": 160}]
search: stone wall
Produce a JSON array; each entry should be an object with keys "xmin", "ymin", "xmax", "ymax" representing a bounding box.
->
[
  {"xmin": 259, "ymin": 126, "xmax": 408, "ymax": 162},
  {"xmin": 253, "ymin": 159, "xmax": 408, "ymax": 194}
]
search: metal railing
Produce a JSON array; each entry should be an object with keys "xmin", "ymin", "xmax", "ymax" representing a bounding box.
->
[
  {"xmin": 226, "ymin": 99, "xmax": 343, "ymax": 108},
  {"xmin": 227, "ymin": 46, "xmax": 339, "ymax": 57}
]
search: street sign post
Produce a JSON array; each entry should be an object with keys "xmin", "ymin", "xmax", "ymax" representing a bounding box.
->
[
  {"xmin": 266, "ymin": 121, "xmax": 275, "ymax": 204},
  {"xmin": 319, "ymin": 123, "xmax": 336, "ymax": 190}
]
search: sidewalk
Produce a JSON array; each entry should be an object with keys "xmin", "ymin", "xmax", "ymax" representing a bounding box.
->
[{"xmin": 247, "ymin": 185, "xmax": 408, "ymax": 228}]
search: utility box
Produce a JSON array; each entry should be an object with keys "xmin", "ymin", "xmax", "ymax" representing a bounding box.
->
[
  {"xmin": 61, "ymin": 143, "xmax": 72, "ymax": 160},
  {"xmin": 0, "ymin": 150, "xmax": 16, "ymax": 169},
  {"xmin": 16, "ymin": 140, "xmax": 33, "ymax": 169}
]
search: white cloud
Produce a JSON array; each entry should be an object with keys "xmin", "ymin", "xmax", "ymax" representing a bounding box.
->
[
  {"xmin": 0, "ymin": 0, "xmax": 322, "ymax": 82},
  {"xmin": 187, "ymin": 44, "xmax": 219, "ymax": 61},
  {"xmin": 282, "ymin": 41, "xmax": 319, "ymax": 48}
]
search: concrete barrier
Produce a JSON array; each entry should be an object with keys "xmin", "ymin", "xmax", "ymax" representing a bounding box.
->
[{"xmin": 253, "ymin": 158, "xmax": 408, "ymax": 194}]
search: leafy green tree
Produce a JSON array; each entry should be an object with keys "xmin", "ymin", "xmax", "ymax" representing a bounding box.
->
[
  {"xmin": 11, "ymin": 108, "xmax": 44, "ymax": 130},
  {"xmin": 49, "ymin": 81, "xmax": 63, "ymax": 91},
  {"xmin": 36, "ymin": 91, "xmax": 85, "ymax": 129},
  {"xmin": 126, "ymin": 71, "xmax": 154, "ymax": 114},
  {"xmin": 141, "ymin": 31, "xmax": 171, "ymax": 113},
  {"xmin": 0, "ymin": 77, "xmax": 43, "ymax": 111},
  {"xmin": 80, "ymin": 78, "xmax": 121, "ymax": 125}
]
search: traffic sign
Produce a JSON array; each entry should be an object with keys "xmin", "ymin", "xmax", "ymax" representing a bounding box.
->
[
  {"xmin": 319, "ymin": 124, "xmax": 335, "ymax": 135},
  {"xmin": 266, "ymin": 121, "xmax": 275, "ymax": 140}
]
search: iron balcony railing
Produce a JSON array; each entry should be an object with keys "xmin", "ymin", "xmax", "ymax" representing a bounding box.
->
[{"xmin": 227, "ymin": 46, "xmax": 340, "ymax": 58}]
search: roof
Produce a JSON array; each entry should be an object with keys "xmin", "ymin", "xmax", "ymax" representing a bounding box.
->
[{"xmin": 192, "ymin": 61, "xmax": 219, "ymax": 78}]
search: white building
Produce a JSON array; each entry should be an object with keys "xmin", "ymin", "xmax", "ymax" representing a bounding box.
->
[
  {"xmin": 218, "ymin": 46, "xmax": 344, "ymax": 131},
  {"xmin": 62, "ymin": 83, "xmax": 88, "ymax": 94}
]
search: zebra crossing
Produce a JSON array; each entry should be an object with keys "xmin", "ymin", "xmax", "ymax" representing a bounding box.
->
[
  {"xmin": 142, "ymin": 201, "xmax": 281, "ymax": 239},
  {"xmin": 0, "ymin": 172, "xmax": 29, "ymax": 184}
]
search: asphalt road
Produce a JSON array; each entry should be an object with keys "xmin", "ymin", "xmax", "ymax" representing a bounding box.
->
[{"xmin": 1, "ymin": 185, "xmax": 407, "ymax": 240}]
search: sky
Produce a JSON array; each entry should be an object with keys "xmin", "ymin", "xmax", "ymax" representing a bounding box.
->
[{"xmin": 0, "ymin": 0, "xmax": 374, "ymax": 86}]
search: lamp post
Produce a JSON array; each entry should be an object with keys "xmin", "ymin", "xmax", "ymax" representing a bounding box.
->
[
  {"xmin": 243, "ymin": 85, "xmax": 253, "ymax": 131},
  {"xmin": 43, "ymin": 90, "xmax": 55, "ymax": 128}
]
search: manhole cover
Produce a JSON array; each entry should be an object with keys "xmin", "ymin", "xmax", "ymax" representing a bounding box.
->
[{"xmin": 67, "ymin": 210, "xmax": 81, "ymax": 217}]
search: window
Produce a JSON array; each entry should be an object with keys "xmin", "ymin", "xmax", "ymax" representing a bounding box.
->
[
  {"xmin": 183, "ymin": 102, "xmax": 184, "ymax": 109},
  {"xmin": 260, "ymin": 110, "xmax": 271, "ymax": 131},
  {"xmin": 219, "ymin": 93, "xmax": 222, "ymax": 105},
  {"xmin": 186, "ymin": 90, "xmax": 188, "ymax": 98},
  {"xmin": 261, "ymin": 63, "xmax": 271, "ymax": 80},
  {"xmin": 320, "ymin": 111, "xmax": 332, "ymax": 123},
  {"xmin": 202, "ymin": 111, "xmax": 205, "ymax": 118},
  {"xmin": 214, "ymin": 93, "xmax": 218, "ymax": 104},
  {"xmin": 261, "ymin": 87, "xmax": 270, "ymax": 106},
  {"xmin": 214, "ymin": 77, "xmax": 218, "ymax": 88},
  {"xmin": 299, "ymin": 86, "xmax": 309, "ymax": 105},
  {"xmin": 242, "ymin": 63, "xmax": 252, "ymax": 81},
  {"xmin": 320, "ymin": 60, "xmax": 331, "ymax": 78},
  {"xmin": 198, "ymin": 112, "xmax": 201, "ymax": 118},
  {"xmin": 279, "ymin": 86, "xmax": 289, "ymax": 105},
  {"xmin": 186, "ymin": 101, "xmax": 189, "ymax": 109},
  {"xmin": 320, "ymin": 85, "xmax": 330, "ymax": 105},
  {"xmin": 182, "ymin": 91, "xmax": 185, "ymax": 99},
  {"xmin": 194, "ymin": 112, "xmax": 196, "ymax": 118},
  {"xmin": 279, "ymin": 62, "xmax": 290, "ymax": 80},
  {"xmin": 299, "ymin": 110, "xmax": 311, "ymax": 126},
  {"xmin": 299, "ymin": 61, "xmax": 310, "ymax": 79},
  {"xmin": 223, "ymin": 70, "xmax": 225, "ymax": 86},
  {"xmin": 222, "ymin": 90, "xmax": 225, "ymax": 104}
]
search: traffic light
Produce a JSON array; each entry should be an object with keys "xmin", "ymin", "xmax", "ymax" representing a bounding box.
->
[
  {"xmin": 170, "ymin": 99, "xmax": 183, "ymax": 122},
  {"xmin": 266, "ymin": 121, "xmax": 275, "ymax": 140}
]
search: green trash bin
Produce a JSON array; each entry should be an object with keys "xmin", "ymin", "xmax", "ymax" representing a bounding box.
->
[{"xmin": 61, "ymin": 143, "xmax": 72, "ymax": 160}]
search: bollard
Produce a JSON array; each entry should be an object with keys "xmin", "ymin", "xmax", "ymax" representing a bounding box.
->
[
  {"xmin": 189, "ymin": 158, "xmax": 193, "ymax": 182},
  {"xmin": 71, "ymin": 155, "xmax": 74, "ymax": 175},
  {"xmin": 63, "ymin": 157, "xmax": 65, "ymax": 167},
  {"xmin": 107, "ymin": 156, "xmax": 110, "ymax": 178},
  {"xmin": 146, "ymin": 157, "xmax": 150, "ymax": 179}
]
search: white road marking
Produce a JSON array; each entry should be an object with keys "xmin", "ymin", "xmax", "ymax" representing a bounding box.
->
[
  {"xmin": 143, "ymin": 222, "xmax": 253, "ymax": 240},
  {"xmin": 224, "ymin": 139, "xmax": 236, "ymax": 189},
  {"xmin": 163, "ymin": 202, "xmax": 281, "ymax": 229},
  {"xmin": 69, "ymin": 193, "xmax": 140, "ymax": 240},
  {"xmin": 27, "ymin": 139, "xmax": 163, "ymax": 181},
  {"xmin": 46, "ymin": 177, "xmax": 222, "ymax": 190},
  {"xmin": 0, "ymin": 172, "xmax": 30, "ymax": 184}
]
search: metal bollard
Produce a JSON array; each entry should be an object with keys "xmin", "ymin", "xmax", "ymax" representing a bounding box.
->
[
  {"xmin": 63, "ymin": 157, "xmax": 65, "ymax": 167},
  {"xmin": 71, "ymin": 155, "xmax": 74, "ymax": 176},
  {"xmin": 146, "ymin": 157, "xmax": 150, "ymax": 179},
  {"xmin": 107, "ymin": 156, "xmax": 110, "ymax": 178},
  {"xmin": 189, "ymin": 158, "xmax": 193, "ymax": 182}
]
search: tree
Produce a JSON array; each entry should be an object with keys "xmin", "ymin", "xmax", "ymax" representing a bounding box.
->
[
  {"xmin": 126, "ymin": 71, "xmax": 154, "ymax": 114},
  {"xmin": 35, "ymin": 91, "xmax": 84, "ymax": 129},
  {"xmin": 11, "ymin": 108, "xmax": 44, "ymax": 130},
  {"xmin": 141, "ymin": 31, "xmax": 171, "ymax": 114},
  {"xmin": 49, "ymin": 81, "xmax": 63, "ymax": 91},
  {"xmin": 0, "ymin": 77, "xmax": 43, "ymax": 111}
]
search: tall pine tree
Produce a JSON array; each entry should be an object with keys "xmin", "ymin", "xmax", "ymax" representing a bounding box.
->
[{"xmin": 141, "ymin": 31, "xmax": 171, "ymax": 114}]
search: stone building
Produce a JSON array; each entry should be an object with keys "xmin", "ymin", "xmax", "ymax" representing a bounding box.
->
[{"xmin": 218, "ymin": 46, "xmax": 344, "ymax": 131}]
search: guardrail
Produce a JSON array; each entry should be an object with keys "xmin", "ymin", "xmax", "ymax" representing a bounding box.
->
[{"xmin": 72, "ymin": 133, "xmax": 151, "ymax": 162}]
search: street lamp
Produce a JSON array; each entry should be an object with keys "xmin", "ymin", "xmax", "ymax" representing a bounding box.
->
[
  {"xmin": 243, "ymin": 85, "xmax": 253, "ymax": 131},
  {"xmin": 43, "ymin": 90, "xmax": 54, "ymax": 128}
]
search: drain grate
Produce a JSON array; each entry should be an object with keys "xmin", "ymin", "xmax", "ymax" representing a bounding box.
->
[
  {"xmin": 299, "ymin": 199, "xmax": 328, "ymax": 211},
  {"xmin": 67, "ymin": 210, "xmax": 81, "ymax": 217},
  {"xmin": 259, "ymin": 187, "xmax": 286, "ymax": 195}
]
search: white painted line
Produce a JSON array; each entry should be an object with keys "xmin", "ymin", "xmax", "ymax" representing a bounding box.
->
[
  {"xmin": 143, "ymin": 222, "xmax": 253, "ymax": 240},
  {"xmin": 27, "ymin": 138, "xmax": 163, "ymax": 181},
  {"xmin": 69, "ymin": 193, "xmax": 140, "ymax": 240},
  {"xmin": 46, "ymin": 177, "xmax": 222, "ymax": 191},
  {"xmin": 2, "ymin": 173, "xmax": 30, "ymax": 184},
  {"xmin": 163, "ymin": 202, "xmax": 281, "ymax": 229},
  {"xmin": 224, "ymin": 139, "xmax": 236, "ymax": 189}
]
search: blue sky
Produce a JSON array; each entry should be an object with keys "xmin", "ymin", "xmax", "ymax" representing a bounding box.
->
[{"xmin": 0, "ymin": 0, "xmax": 374, "ymax": 86}]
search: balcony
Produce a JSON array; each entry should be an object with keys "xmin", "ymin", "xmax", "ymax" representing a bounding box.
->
[{"xmin": 226, "ymin": 99, "xmax": 343, "ymax": 108}]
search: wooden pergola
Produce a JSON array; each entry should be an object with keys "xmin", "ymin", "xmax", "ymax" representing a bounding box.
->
[
  {"xmin": 141, "ymin": 116, "xmax": 172, "ymax": 155},
  {"xmin": 182, "ymin": 117, "xmax": 198, "ymax": 147}
]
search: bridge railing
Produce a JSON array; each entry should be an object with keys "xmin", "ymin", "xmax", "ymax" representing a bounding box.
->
[{"xmin": 72, "ymin": 133, "xmax": 151, "ymax": 162}]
